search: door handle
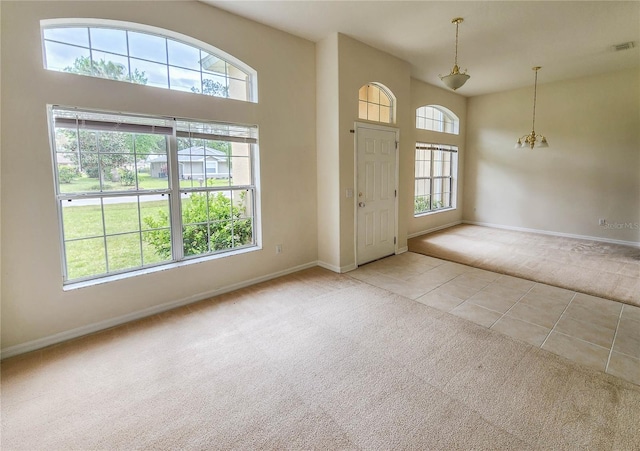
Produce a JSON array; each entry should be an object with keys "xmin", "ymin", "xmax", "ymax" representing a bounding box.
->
[{"xmin": 358, "ymin": 202, "xmax": 365, "ymax": 207}]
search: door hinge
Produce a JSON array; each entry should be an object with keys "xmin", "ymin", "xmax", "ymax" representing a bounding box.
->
[
  {"xmin": 394, "ymin": 189, "xmax": 397, "ymax": 198},
  {"xmin": 394, "ymin": 237, "xmax": 397, "ymax": 245},
  {"xmin": 395, "ymin": 141, "xmax": 399, "ymax": 150}
]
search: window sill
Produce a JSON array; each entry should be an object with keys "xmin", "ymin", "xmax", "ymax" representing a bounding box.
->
[
  {"xmin": 414, "ymin": 207, "xmax": 456, "ymax": 218},
  {"xmin": 63, "ymin": 245, "xmax": 261, "ymax": 291}
]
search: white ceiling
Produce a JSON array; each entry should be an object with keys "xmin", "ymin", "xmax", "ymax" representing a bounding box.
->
[{"xmin": 201, "ymin": 1, "xmax": 640, "ymax": 97}]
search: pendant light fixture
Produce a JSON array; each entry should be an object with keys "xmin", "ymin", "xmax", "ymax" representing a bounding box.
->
[
  {"xmin": 515, "ymin": 66, "xmax": 549, "ymax": 149},
  {"xmin": 440, "ymin": 18, "xmax": 470, "ymax": 91}
]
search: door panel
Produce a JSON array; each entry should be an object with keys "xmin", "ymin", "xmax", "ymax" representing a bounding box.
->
[{"xmin": 356, "ymin": 126, "xmax": 397, "ymax": 265}]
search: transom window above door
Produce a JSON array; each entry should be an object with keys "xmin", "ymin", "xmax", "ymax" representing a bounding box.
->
[
  {"xmin": 416, "ymin": 105, "xmax": 459, "ymax": 134},
  {"xmin": 41, "ymin": 19, "xmax": 257, "ymax": 102},
  {"xmin": 358, "ymin": 83, "xmax": 395, "ymax": 124}
]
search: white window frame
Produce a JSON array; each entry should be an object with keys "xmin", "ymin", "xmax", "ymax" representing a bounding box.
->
[
  {"xmin": 414, "ymin": 142, "xmax": 458, "ymax": 216},
  {"xmin": 416, "ymin": 105, "xmax": 459, "ymax": 135},
  {"xmin": 49, "ymin": 106, "xmax": 260, "ymax": 286},
  {"xmin": 358, "ymin": 82, "xmax": 395, "ymax": 124},
  {"xmin": 41, "ymin": 19, "xmax": 258, "ymax": 102}
]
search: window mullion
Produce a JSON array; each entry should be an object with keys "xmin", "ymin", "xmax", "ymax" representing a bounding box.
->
[
  {"xmin": 167, "ymin": 125, "xmax": 184, "ymax": 262},
  {"xmin": 430, "ymin": 150, "xmax": 435, "ymax": 211}
]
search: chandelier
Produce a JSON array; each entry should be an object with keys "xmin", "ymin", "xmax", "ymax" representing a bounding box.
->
[
  {"xmin": 515, "ymin": 66, "xmax": 549, "ymax": 149},
  {"xmin": 440, "ymin": 18, "xmax": 470, "ymax": 91}
]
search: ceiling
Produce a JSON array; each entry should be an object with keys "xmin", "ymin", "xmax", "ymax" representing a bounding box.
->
[{"xmin": 201, "ymin": 1, "xmax": 640, "ymax": 97}]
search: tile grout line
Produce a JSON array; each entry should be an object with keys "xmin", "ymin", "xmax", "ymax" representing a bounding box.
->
[
  {"xmin": 540, "ymin": 292, "xmax": 577, "ymax": 349},
  {"xmin": 605, "ymin": 305, "xmax": 624, "ymax": 373},
  {"xmin": 489, "ymin": 282, "xmax": 539, "ymax": 329}
]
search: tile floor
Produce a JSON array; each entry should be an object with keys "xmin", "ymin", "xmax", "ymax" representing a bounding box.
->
[{"xmin": 348, "ymin": 252, "xmax": 640, "ymax": 386}]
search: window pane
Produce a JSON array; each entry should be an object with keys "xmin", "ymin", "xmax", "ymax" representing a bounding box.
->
[
  {"xmin": 44, "ymin": 41, "xmax": 91, "ymax": 72},
  {"xmin": 128, "ymin": 31, "xmax": 167, "ymax": 63},
  {"xmin": 143, "ymin": 154, "xmax": 169, "ymax": 188},
  {"xmin": 230, "ymin": 157, "xmax": 251, "ymax": 186},
  {"xmin": 91, "ymin": 50, "xmax": 130, "ymax": 81},
  {"xmin": 107, "ymin": 233, "xmax": 142, "ymax": 271},
  {"xmin": 380, "ymin": 106, "xmax": 391, "ymax": 123},
  {"xmin": 201, "ymin": 53, "xmax": 225, "ymax": 75},
  {"xmin": 167, "ymin": 39, "xmax": 201, "ymax": 70},
  {"xmin": 359, "ymin": 101, "xmax": 368, "ymax": 119},
  {"xmin": 142, "ymin": 229, "xmax": 171, "ymax": 264},
  {"xmin": 444, "ymin": 160, "xmax": 451, "ymax": 176},
  {"xmin": 140, "ymin": 196, "xmax": 171, "ymax": 263},
  {"xmin": 62, "ymin": 198, "xmax": 103, "ymax": 239},
  {"xmin": 234, "ymin": 218, "xmax": 253, "ymax": 247},
  {"xmin": 44, "ymin": 27, "xmax": 89, "ymax": 46},
  {"xmin": 367, "ymin": 85, "xmax": 380, "ymax": 104},
  {"xmin": 103, "ymin": 197, "xmax": 140, "ymax": 234},
  {"xmin": 65, "ymin": 237, "xmax": 106, "ymax": 280},
  {"xmin": 367, "ymin": 103, "xmax": 380, "ymax": 122},
  {"xmin": 228, "ymin": 78, "xmax": 247, "ymax": 101},
  {"xmin": 90, "ymin": 28, "xmax": 127, "ymax": 55},
  {"xmin": 444, "ymin": 120, "xmax": 454, "ymax": 134},
  {"xmin": 379, "ymin": 91, "xmax": 391, "ymax": 107},
  {"xmin": 358, "ymin": 85, "xmax": 368, "ymax": 101},
  {"xmin": 227, "ymin": 64, "xmax": 248, "ymax": 81},
  {"xmin": 201, "ymin": 73, "xmax": 228, "ymax": 97},
  {"xmin": 169, "ymin": 66, "xmax": 201, "ymax": 93},
  {"xmin": 235, "ymin": 189, "xmax": 253, "ymax": 220},
  {"xmin": 57, "ymin": 161, "xmax": 81, "ymax": 193},
  {"xmin": 130, "ymin": 58, "xmax": 168, "ymax": 89},
  {"xmin": 181, "ymin": 191, "xmax": 216, "ymax": 256}
]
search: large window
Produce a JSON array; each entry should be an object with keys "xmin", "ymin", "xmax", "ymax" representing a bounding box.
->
[
  {"xmin": 416, "ymin": 105, "xmax": 459, "ymax": 134},
  {"xmin": 50, "ymin": 107, "xmax": 258, "ymax": 284},
  {"xmin": 41, "ymin": 20, "xmax": 257, "ymax": 102},
  {"xmin": 358, "ymin": 83, "xmax": 394, "ymax": 123},
  {"xmin": 414, "ymin": 143, "xmax": 457, "ymax": 216}
]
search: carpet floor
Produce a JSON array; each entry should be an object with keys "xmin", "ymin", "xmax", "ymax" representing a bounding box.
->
[
  {"xmin": 408, "ymin": 224, "xmax": 640, "ymax": 308},
  {"xmin": 2, "ymin": 265, "xmax": 639, "ymax": 449}
]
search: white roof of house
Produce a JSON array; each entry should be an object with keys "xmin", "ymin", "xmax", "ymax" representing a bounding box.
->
[{"xmin": 147, "ymin": 146, "xmax": 227, "ymax": 163}]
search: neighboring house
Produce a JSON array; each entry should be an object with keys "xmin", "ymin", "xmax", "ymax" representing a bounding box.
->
[{"xmin": 147, "ymin": 146, "xmax": 229, "ymax": 180}]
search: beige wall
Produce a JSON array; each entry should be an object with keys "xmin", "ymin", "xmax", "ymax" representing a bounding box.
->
[
  {"xmin": 0, "ymin": 1, "xmax": 317, "ymax": 351},
  {"xmin": 464, "ymin": 68, "xmax": 640, "ymax": 244},
  {"xmin": 316, "ymin": 33, "xmax": 341, "ymax": 269},
  {"xmin": 408, "ymin": 78, "xmax": 467, "ymax": 237}
]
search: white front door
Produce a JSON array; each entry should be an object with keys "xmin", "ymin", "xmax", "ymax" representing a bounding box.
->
[{"xmin": 356, "ymin": 124, "xmax": 397, "ymax": 265}]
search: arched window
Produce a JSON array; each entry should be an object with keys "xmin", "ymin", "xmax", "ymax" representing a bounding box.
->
[
  {"xmin": 358, "ymin": 83, "xmax": 394, "ymax": 123},
  {"xmin": 416, "ymin": 105, "xmax": 459, "ymax": 134},
  {"xmin": 41, "ymin": 19, "xmax": 257, "ymax": 102}
]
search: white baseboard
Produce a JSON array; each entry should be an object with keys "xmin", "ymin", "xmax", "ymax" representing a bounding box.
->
[
  {"xmin": 463, "ymin": 220, "xmax": 640, "ymax": 248},
  {"xmin": 397, "ymin": 246, "xmax": 409, "ymax": 254},
  {"xmin": 0, "ymin": 261, "xmax": 319, "ymax": 360},
  {"xmin": 317, "ymin": 260, "xmax": 357, "ymax": 273},
  {"xmin": 407, "ymin": 220, "xmax": 462, "ymax": 239}
]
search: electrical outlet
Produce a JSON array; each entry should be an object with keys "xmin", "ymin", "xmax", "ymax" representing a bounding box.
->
[
  {"xmin": 598, "ymin": 219, "xmax": 606, "ymax": 226},
  {"xmin": 275, "ymin": 244, "xmax": 282, "ymax": 254}
]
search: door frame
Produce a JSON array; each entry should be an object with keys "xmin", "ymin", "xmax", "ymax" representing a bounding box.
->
[{"xmin": 353, "ymin": 121, "xmax": 400, "ymax": 267}]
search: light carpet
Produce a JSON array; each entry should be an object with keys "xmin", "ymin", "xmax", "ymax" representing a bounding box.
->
[
  {"xmin": 409, "ymin": 224, "xmax": 640, "ymax": 308},
  {"xmin": 2, "ymin": 267, "xmax": 639, "ymax": 449}
]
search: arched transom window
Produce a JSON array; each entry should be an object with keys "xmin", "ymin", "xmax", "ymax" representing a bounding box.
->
[
  {"xmin": 41, "ymin": 19, "xmax": 257, "ymax": 102},
  {"xmin": 358, "ymin": 83, "xmax": 394, "ymax": 123},
  {"xmin": 416, "ymin": 105, "xmax": 459, "ymax": 135}
]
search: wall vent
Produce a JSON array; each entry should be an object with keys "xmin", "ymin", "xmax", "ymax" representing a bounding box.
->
[{"xmin": 613, "ymin": 41, "xmax": 636, "ymax": 51}]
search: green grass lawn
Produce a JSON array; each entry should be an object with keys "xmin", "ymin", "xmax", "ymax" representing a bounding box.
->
[
  {"xmin": 63, "ymin": 199, "xmax": 171, "ymax": 280},
  {"xmin": 60, "ymin": 173, "xmax": 231, "ymax": 193},
  {"xmin": 60, "ymin": 172, "xmax": 236, "ymax": 280}
]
